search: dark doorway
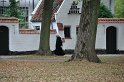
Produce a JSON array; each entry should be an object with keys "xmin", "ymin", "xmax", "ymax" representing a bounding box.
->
[
  {"xmin": 0, "ymin": 26, "xmax": 9, "ymax": 55},
  {"xmin": 106, "ymin": 26, "xmax": 117, "ymax": 54}
]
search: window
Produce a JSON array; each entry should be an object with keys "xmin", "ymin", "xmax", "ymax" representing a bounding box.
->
[
  {"xmin": 109, "ymin": 0, "xmax": 112, "ymax": 9},
  {"xmin": 64, "ymin": 26, "xmax": 71, "ymax": 38},
  {"xmin": 21, "ymin": 7, "xmax": 29, "ymax": 22},
  {"xmin": 0, "ymin": 6, "xmax": 8, "ymax": 15},
  {"xmin": 76, "ymin": 26, "xmax": 79, "ymax": 35},
  {"xmin": 35, "ymin": 26, "xmax": 40, "ymax": 30}
]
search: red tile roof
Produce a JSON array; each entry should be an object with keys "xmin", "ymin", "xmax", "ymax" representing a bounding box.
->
[
  {"xmin": 19, "ymin": 29, "xmax": 40, "ymax": 34},
  {"xmin": 31, "ymin": 0, "xmax": 63, "ymax": 22},
  {"xmin": 19, "ymin": 29, "xmax": 56, "ymax": 34},
  {"xmin": 0, "ymin": 17, "xmax": 19, "ymax": 23}
]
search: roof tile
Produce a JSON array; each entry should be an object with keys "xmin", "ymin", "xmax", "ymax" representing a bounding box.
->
[
  {"xmin": 98, "ymin": 18, "xmax": 124, "ymax": 23},
  {"xmin": 31, "ymin": 0, "xmax": 63, "ymax": 22},
  {"xmin": 0, "ymin": 17, "xmax": 19, "ymax": 23}
]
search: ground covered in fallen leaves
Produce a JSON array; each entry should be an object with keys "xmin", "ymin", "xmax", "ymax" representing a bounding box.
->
[{"xmin": 0, "ymin": 55, "xmax": 124, "ymax": 82}]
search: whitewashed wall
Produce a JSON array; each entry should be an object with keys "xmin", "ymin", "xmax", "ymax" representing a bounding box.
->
[
  {"xmin": 117, "ymin": 25, "xmax": 124, "ymax": 50},
  {"xmin": 1, "ymin": 20, "xmax": 124, "ymax": 52},
  {"xmin": 10, "ymin": 33, "xmax": 56, "ymax": 51},
  {"xmin": 10, "ymin": 33, "xmax": 40, "ymax": 51},
  {"xmin": 0, "ymin": 22, "xmax": 19, "ymax": 51},
  {"xmin": 96, "ymin": 22, "xmax": 124, "ymax": 50},
  {"xmin": 96, "ymin": 24, "xmax": 106, "ymax": 49},
  {"xmin": 0, "ymin": 22, "xmax": 57, "ymax": 52}
]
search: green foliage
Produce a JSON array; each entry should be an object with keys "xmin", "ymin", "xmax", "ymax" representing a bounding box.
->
[
  {"xmin": 115, "ymin": 0, "xmax": 124, "ymax": 18},
  {"xmin": 4, "ymin": 0, "xmax": 20, "ymax": 18},
  {"xmin": 4, "ymin": 0, "xmax": 26, "ymax": 28},
  {"xmin": 9, "ymin": 0, "xmax": 19, "ymax": 17},
  {"xmin": 99, "ymin": 4, "xmax": 113, "ymax": 18}
]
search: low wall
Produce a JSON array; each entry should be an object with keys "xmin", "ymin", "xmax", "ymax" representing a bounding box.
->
[{"xmin": 10, "ymin": 29, "xmax": 57, "ymax": 52}]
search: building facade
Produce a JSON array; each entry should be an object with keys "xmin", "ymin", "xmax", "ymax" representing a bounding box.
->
[{"xmin": 31, "ymin": 0, "xmax": 120, "ymax": 54}]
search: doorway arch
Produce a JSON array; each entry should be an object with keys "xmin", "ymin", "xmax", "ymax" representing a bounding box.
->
[
  {"xmin": 0, "ymin": 26, "xmax": 9, "ymax": 55},
  {"xmin": 106, "ymin": 26, "xmax": 117, "ymax": 54}
]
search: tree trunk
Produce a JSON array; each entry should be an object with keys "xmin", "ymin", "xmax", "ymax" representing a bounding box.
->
[
  {"xmin": 38, "ymin": 0, "xmax": 54, "ymax": 55},
  {"xmin": 71, "ymin": 0, "xmax": 101, "ymax": 63}
]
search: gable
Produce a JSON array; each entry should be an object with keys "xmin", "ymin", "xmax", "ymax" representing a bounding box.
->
[{"xmin": 31, "ymin": 0, "xmax": 64, "ymax": 22}]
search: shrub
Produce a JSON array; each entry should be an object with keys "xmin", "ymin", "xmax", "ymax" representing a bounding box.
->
[{"xmin": 99, "ymin": 4, "xmax": 113, "ymax": 18}]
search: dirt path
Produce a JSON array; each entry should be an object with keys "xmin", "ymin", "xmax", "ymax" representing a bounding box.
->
[
  {"xmin": 0, "ymin": 55, "xmax": 69, "ymax": 62},
  {"xmin": 0, "ymin": 54, "xmax": 124, "ymax": 62}
]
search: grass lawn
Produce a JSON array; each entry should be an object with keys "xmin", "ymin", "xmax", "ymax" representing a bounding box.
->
[{"xmin": 0, "ymin": 55, "xmax": 124, "ymax": 82}]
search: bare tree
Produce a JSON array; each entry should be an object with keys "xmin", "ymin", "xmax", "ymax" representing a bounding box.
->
[{"xmin": 70, "ymin": 0, "xmax": 101, "ymax": 63}]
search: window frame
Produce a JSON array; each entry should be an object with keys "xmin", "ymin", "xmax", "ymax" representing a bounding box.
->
[{"xmin": 64, "ymin": 25, "xmax": 71, "ymax": 39}]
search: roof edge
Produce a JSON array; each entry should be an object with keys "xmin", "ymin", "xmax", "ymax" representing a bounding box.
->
[
  {"xmin": 31, "ymin": 0, "xmax": 43, "ymax": 15},
  {"xmin": 0, "ymin": 17, "xmax": 19, "ymax": 23},
  {"xmin": 98, "ymin": 18, "xmax": 124, "ymax": 23}
]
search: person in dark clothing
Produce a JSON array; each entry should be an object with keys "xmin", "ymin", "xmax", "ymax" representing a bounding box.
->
[{"xmin": 53, "ymin": 35, "xmax": 65, "ymax": 56}]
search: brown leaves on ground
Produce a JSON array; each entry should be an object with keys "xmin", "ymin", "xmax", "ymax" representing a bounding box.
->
[{"xmin": 0, "ymin": 56, "xmax": 124, "ymax": 82}]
